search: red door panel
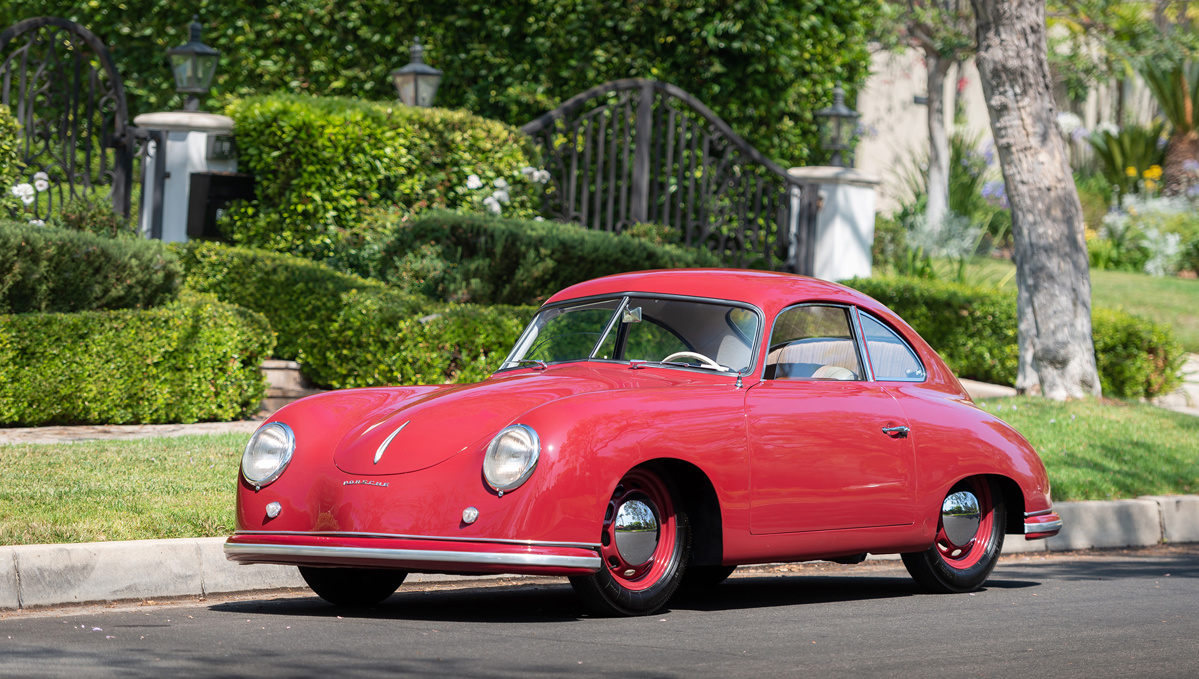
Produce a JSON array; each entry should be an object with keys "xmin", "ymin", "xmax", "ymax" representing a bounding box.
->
[{"xmin": 745, "ymin": 380, "xmax": 915, "ymax": 534}]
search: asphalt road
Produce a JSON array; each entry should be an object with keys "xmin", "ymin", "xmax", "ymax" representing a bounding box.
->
[{"xmin": 2, "ymin": 545, "xmax": 1197, "ymax": 678}]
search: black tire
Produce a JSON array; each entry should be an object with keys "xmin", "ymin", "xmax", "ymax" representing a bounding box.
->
[
  {"xmin": 299, "ymin": 566, "xmax": 407, "ymax": 607},
  {"xmin": 679, "ymin": 565, "xmax": 737, "ymax": 592},
  {"xmin": 570, "ymin": 467, "xmax": 690, "ymax": 616},
  {"xmin": 902, "ymin": 476, "xmax": 1006, "ymax": 593}
]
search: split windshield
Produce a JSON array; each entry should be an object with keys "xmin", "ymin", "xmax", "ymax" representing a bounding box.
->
[{"xmin": 499, "ymin": 296, "xmax": 760, "ymax": 374}]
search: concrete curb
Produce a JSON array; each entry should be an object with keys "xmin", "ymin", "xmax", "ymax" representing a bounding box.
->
[{"xmin": 3, "ymin": 496, "xmax": 1197, "ymax": 611}]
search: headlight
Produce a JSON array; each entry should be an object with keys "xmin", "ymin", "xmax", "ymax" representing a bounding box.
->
[
  {"xmin": 241, "ymin": 422, "xmax": 296, "ymax": 488},
  {"xmin": 483, "ymin": 424, "xmax": 540, "ymax": 492}
]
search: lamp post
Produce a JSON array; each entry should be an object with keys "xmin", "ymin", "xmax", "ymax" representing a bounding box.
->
[
  {"xmin": 390, "ymin": 37, "xmax": 443, "ymax": 107},
  {"xmin": 814, "ymin": 83, "xmax": 860, "ymax": 168},
  {"xmin": 167, "ymin": 15, "xmax": 219, "ymax": 112}
]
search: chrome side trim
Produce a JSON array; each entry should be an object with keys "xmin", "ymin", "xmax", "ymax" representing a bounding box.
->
[
  {"xmin": 231, "ymin": 530, "xmax": 600, "ymax": 550},
  {"xmin": 1024, "ymin": 508, "xmax": 1055, "ymax": 518},
  {"xmin": 224, "ymin": 543, "xmax": 602, "ymax": 571},
  {"xmin": 1025, "ymin": 519, "xmax": 1063, "ymax": 534}
]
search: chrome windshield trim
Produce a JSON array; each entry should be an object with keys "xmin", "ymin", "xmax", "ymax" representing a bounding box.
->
[
  {"xmin": 1024, "ymin": 519, "xmax": 1063, "ymax": 534},
  {"xmin": 224, "ymin": 543, "xmax": 602, "ymax": 571},
  {"xmin": 1024, "ymin": 508, "xmax": 1055, "ymax": 518},
  {"xmin": 231, "ymin": 530, "xmax": 600, "ymax": 550}
]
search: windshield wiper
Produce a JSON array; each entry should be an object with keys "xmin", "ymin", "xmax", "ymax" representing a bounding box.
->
[{"xmin": 628, "ymin": 360, "xmax": 731, "ymax": 372}]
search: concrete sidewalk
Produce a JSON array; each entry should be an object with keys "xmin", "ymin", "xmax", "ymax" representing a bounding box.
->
[{"xmin": 3, "ymin": 495, "xmax": 1197, "ymax": 611}]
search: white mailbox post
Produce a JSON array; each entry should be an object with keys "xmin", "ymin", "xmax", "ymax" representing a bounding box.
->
[
  {"xmin": 787, "ymin": 166, "xmax": 881, "ymax": 281},
  {"xmin": 133, "ymin": 111, "xmax": 236, "ymax": 242}
]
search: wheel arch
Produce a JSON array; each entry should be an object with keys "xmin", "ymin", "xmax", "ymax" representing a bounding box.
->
[
  {"xmin": 986, "ymin": 474, "xmax": 1026, "ymax": 535},
  {"xmin": 636, "ymin": 458, "xmax": 724, "ymax": 567}
]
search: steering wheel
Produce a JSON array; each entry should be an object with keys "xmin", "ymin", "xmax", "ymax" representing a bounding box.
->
[{"xmin": 661, "ymin": 351, "xmax": 723, "ymax": 370}]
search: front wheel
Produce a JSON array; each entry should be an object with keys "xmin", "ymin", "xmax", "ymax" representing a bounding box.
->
[
  {"xmin": 299, "ymin": 567, "xmax": 407, "ymax": 607},
  {"xmin": 902, "ymin": 476, "xmax": 1006, "ymax": 593},
  {"xmin": 570, "ymin": 467, "xmax": 690, "ymax": 616}
]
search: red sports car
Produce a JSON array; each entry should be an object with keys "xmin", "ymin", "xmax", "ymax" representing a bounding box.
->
[{"xmin": 225, "ymin": 269, "xmax": 1062, "ymax": 616}]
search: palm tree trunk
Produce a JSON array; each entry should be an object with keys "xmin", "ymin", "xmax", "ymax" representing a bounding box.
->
[{"xmin": 1161, "ymin": 131, "xmax": 1199, "ymax": 196}]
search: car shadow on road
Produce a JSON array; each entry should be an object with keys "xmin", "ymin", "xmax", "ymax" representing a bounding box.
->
[{"xmin": 210, "ymin": 571, "xmax": 1041, "ymax": 623}]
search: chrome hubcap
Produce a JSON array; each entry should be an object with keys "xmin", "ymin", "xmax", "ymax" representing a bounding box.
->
[
  {"xmin": 613, "ymin": 499, "xmax": 659, "ymax": 566},
  {"xmin": 941, "ymin": 491, "xmax": 982, "ymax": 546}
]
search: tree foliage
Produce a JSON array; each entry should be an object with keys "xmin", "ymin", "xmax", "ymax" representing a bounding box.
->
[{"xmin": 0, "ymin": 0, "xmax": 876, "ymax": 164}]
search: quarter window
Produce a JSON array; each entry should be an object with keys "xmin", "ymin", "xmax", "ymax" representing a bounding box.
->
[
  {"xmin": 859, "ymin": 312, "xmax": 926, "ymax": 382},
  {"xmin": 765, "ymin": 305, "xmax": 864, "ymax": 380}
]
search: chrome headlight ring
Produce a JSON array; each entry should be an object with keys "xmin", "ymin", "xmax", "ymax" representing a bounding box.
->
[
  {"xmin": 241, "ymin": 422, "xmax": 296, "ymax": 489},
  {"xmin": 483, "ymin": 424, "xmax": 541, "ymax": 493}
]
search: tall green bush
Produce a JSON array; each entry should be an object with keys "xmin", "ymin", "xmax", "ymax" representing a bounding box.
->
[
  {"xmin": 0, "ymin": 105, "xmax": 22, "ymax": 217},
  {"xmin": 220, "ymin": 94, "xmax": 542, "ymax": 259},
  {"xmin": 0, "ymin": 1, "xmax": 876, "ymax": 166},
  {"xmin": 374, "ymin": 211, "xmax": 722, "ymax": 305},
  {"xmin": 847, "ymin": 276, "xmax": 1183, "ymax": 399},
  {"xmin": 0, "ymin": 221, "xmax": 180, "ymax": 313},
  {"xmin": 0, "ymin": 292, "xmax": 273, "ymax": 426}
]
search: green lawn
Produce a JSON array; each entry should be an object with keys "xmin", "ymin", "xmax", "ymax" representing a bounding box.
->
[
  {"xmin": 977, "ymin": 396, "xmax": 1199, "ymax": 502},
  {"xmin": 2, "ymin": 398, "xmax": 1197, "ymax": 545},
  {"xmin": 926, "ymin": 257, "xmax": 1199, "ymax": 353}
]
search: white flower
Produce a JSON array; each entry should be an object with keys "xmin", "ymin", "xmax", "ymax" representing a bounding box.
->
[
  {"xmin": 11, "ymin": 183, "xmax": 35, "ymax": 205},
  {"xmin": 482, "ymin": 195, "xmax": 502, "ymax": 215},
  {"xmin": 520, "ymin": 166, "xmax": 536, "ymax": 177},
  {"xmin": 493, "ymin": 178, "xmax": 509, "ymax": 190},
  {"xmin": 33, "ymin": 171, "xmax": 49, "ymax": 181},
  {"xmin": 466, "ymin": 174, "xmax": 483, "ymax": 190},
  {"xmin": 1056, "ymin": 112, "xmax": 1084, "ymax": 135},
  {"xmin": 1092, "ymin": 121, "xmax": 1119, "ymax": 137},
  {"xmin": 28, "ymin": 219, "xmax": 45, "ymax": 226},
  {"xmin": 532, "ymin": 169, "xmax": 551, "ymax": 184},
  {"xmin": 533, "ymin": 216, "xmax": 545, "ymax": 222},
  {"xmin": 491, "ymin": 189, "xmax": 510, "ymax": 204},
  {"xmin": 34, "ymin": 179, "xmax": 49, "ymax": 192}
]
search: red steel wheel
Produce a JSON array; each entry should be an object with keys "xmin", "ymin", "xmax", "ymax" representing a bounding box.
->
[
  {"xmin": 902, "ymin": 476, "xmax": 1006, "ymax": 593},
  {"xmin": 570, "ymin": 466, "xmax": 690, "ymax": 616}
]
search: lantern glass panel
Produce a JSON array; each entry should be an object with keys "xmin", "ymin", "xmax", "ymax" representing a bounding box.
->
[
  {"xmin": 393, "ymin": 72, "xmax": 441, "ymax": 108},
  {"xmin": 171, "ymin": 53, "xmax": 218, "ymax": 93}
]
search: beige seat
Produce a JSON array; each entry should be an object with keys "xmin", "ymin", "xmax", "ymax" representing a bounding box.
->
[{"xmin": 767, "ymin": 338, "xmax": 860, "ymax": 380}]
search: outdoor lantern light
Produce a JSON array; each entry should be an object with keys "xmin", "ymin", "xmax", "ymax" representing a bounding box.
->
[
  {"xmin": 815, "ymin": 83, "xmax": 860, "ymax": 168},
  {"xmin": 391, "ymin": 37, "xmax": 442, "ymax": 107},
  {"xmin": 168, "ymin": 15, "xmax": 220, "ymax": 112}
]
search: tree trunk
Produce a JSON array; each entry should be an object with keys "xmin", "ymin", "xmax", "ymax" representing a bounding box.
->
[
  {"xmin": 1161, "ymin": 131, "xmax": 1199, "ymax": 196},
  {"xmin": 970, "ymin": 0, "xmax": 1101, "ymax": 400},
  {"xmin": 925, "ymin": 51, "xmax": 953, "ymax": 229}
]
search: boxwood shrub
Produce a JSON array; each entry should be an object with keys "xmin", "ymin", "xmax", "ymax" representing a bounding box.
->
[
  {"xmin": 178, "ymin": 241, "xmax": 535, "ymax": 388},
  {"xmin": 0, "ymin": 292, "xmax": 273, "ymax": 426},
  {"xmin": 1, "ymin": 221, "xmax": 180, "ymax": 313},
  {"xmin": 374, "ymin": 211, "xmax": 722, "ymax": 305},
  {"xmin": 846, "ymin": 276, "xmax": 1183, "ymax": 399},
  {"xmin": 0, "ymin": 105, "xmax": 21, "ymax": 217},
  {"xmin": 220, "ymin": 94, "xmax": 543, "ymax": 260}
]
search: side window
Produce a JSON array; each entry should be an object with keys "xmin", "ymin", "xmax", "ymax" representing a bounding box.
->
[
  {"xmin": 859, "ymin": 312, "xmax": 926, "ymax": 382},
  {"xmin": 765, "ymin": 305, "xmax": 864, "ymax": 380}
]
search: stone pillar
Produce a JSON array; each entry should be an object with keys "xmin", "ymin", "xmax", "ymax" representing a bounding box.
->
[
  {"xmin": 132, "ymin": 111, "xmax": 237, "ymax": 242},
  {"xmin": 787, "ymin": 166, "xmax": 881, "ymax": 281}
]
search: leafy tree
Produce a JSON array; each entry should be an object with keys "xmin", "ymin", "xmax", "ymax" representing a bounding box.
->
[{"xmin": 0, "ymin": 0, "xmax": 877, "ymax": 165}]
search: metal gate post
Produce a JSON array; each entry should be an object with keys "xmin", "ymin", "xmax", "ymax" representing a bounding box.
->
[{"xmin": 629, "ymin": 80, "xmax": 655, "ymax": 224}]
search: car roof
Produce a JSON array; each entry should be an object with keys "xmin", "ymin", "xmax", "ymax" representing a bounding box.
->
[{"xmin": 546, "ymin": 269, "xmax": 884, "ymax": 316}]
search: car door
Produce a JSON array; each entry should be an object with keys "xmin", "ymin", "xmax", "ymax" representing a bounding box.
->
[{"xmin": 745, "ymin": 303, "xmax": 916, "ymax": 534}]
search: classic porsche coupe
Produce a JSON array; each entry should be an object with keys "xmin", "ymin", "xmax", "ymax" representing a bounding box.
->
[{"xmin": 225, "ymin": 269, "xmax": 1062, "ymax": 616}]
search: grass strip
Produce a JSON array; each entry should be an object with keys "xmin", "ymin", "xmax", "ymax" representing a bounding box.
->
[{"xmin": 1, "ymin": 399, "xmax": 1196, "ymax": 545}]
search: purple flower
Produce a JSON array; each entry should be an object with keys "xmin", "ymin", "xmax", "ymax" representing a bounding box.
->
[
  {"xmin": 1157, "ymin": 137, "xmax": 1168, "ymax": 150},
  {"xmin": 981, "ymin": 180, "xmax": 1009, "ymax": 208},
  {"xmin": 1183, "ymin": 159, "xmax": 1199, "ymax": 173}
]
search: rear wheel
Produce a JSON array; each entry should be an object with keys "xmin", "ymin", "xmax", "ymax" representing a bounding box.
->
[
  {"xmin": 299, "ymin": 567, "xmax": 407, "ymax": 607},
  {"xmin": 902, "ymin": 476, "xmax": 1006, "ymax": 593},
  {"xmin": 570, "ymin": 467, "xmax": 690, "ymax": 616}
]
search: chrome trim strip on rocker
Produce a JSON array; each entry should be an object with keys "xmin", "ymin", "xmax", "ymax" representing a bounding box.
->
[
  {"xmin": 231, "ymin": 530, "xmax": 600, "ymax": 550},
  {"xmin": 224, "ymin": 543, "xmax": 602, "ymax": 571},
  {"xmin": 1025, "ymin": 519, "xmax": 1063, "ymax": 534},
  {"xmin": 1024, "ymin": 508, "xmax": 1055, "ymax": 518}
]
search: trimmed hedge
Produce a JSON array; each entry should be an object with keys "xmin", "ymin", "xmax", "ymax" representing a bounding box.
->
[
  {"xmin": 0, "ymin": 292, "xmax": 274, "ymax": 426},
  {"xmin": 0, "ymin": 105, "xmax": 20, "ymax": 217},
  {"xmin": 847, "ymin": 276, "xmax": 1184, "ymax": 399},
  {"xmin": 221, "ymin": 94, "xmax": 542, "ymax": 260},
  {"xmin": 375, "ymin": 211, "xmax": 723, "ymax": 305},
  {"xmin": 1, "ymin": 221, "xmax": 180, "ymax": 313}
]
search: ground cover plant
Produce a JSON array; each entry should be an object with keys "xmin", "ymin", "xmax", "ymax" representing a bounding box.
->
[{"xmin": 4, "ymin": 397, "xmax": 1194, "ymax": 545}]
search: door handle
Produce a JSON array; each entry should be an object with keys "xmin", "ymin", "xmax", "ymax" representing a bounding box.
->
[{"xmin": 882, "ymin": 425, "xmax": 910, "ymax": 438}]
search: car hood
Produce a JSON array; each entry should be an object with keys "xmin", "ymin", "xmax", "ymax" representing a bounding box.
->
[{"xmin": 332, "ymin": 364, "xmax": 710, "ymax": 476}]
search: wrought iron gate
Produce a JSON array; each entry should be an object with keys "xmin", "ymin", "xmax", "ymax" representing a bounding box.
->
[
  {"xmin": 522, "ymin": 79, "xmax": 818, "ymax": 274},
  {"xmin": 0, "ymin": 17, "xmax": 133, "ymax": 223}
]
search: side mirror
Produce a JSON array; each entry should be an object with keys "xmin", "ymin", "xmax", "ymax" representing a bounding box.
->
[{"xmin": 622, "ymin": 307, "xmax": 643, "ymax": 323}]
